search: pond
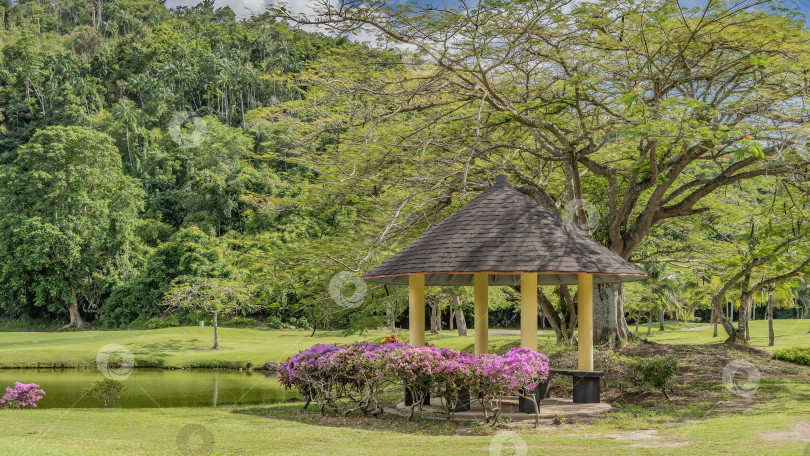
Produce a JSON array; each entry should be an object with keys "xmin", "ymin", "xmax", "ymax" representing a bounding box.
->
[{"xmin": 0, "ymin": 368, "xmax": 298, "ymax": 409}]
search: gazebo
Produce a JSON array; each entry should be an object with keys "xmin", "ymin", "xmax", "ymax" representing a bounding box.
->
[{"xmin": 362, "ymin": 175, "xmax": 646, "ymax": 378}]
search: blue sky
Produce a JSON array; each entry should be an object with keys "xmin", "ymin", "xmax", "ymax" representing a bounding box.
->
[{"xmin": 162, "ymin": 0, "xmax": 810, "ymax": 24}]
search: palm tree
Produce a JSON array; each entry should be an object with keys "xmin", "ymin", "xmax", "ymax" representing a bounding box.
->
[
  {"xmin": 640, "ymin": 264, "xmax": 679, "ymax": 332},
  {"xmin": 794, "ymin": 282, "xmax": 810, "ymax": 333},
  {"xmin": 72, "ymin": 77, "xmax": 91, "ymax": 115},
  {"xmin": 111, "ymin": 99, "xmax": 139, "ymax": 171}
]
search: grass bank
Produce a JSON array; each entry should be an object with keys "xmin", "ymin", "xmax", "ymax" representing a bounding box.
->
[
  {"xmin": 0, "ymin": 326, "xmax": 561, "ymax": 369},
  {"xmin": 0, "ymin": 378, "xmax": 807, "ymax": 455},
  {"xmin": 641, "ymin": 318, "xmax": 809, "ymax": 350},
  {"xmin": 0, "ymin": 319, "xmax": 805, "ymax": 369}
]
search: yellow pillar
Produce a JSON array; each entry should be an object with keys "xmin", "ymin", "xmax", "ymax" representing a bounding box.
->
[
  {"xmin": 409, "ymin": 274, "xmax": 425, "ymax": 346},
  {"xmin": 578, "ymin": 274, "xmax": 594, "ymax": 371},
  {"xmin": 520, "ymin": 273, "xmax": 538, "ymax": 350},
  {"xmin": 474, "ymin": 273, "xmax": 489, "ymax": 354}
]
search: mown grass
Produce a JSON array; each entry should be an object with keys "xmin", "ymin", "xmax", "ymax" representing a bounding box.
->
[
  {"xmin": 0, "ymin": 379, "xmax": 808, "ymax": 455},
  {"xmin": 639, "ymin": 319, "xmax": 809, "ymax": 351},
  {"xmin": 1, "ymin": 321, "xmax": 809, "ymax": 455},
  {"xmin": 0, "ymin": 326, "xmax": 563, "ymax": 369},
  {"xmin": 0, "ymin": 319, "xmax": 805, "ymax": 369}
]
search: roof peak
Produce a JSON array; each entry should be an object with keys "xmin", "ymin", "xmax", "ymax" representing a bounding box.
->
[{"xmin": 363, "ymin": 178, "xmax": 647, "ymax": 285}]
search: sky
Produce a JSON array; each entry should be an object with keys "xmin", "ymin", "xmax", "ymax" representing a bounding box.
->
[
  {"xmin": 163, "ymin": 0, "xmax": 323, "ymax": 18},
  {"xmin": 161, "ymin": 0, "xmax": 810, "ymax": 25}
]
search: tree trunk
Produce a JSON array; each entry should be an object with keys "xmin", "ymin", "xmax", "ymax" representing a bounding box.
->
[
  {"xmin": 659, "ymin": 308, "xmax": 665, "ymax": 331},
  {"xmin": 212, "ymin": 311, "xmax": 219, "ymax": 350},
  {"xmin": 767, "ymin": 293, "xmax": 774, "ymax": 347},
  {"xmin": 448, "ymin": 302, "xmax": 454, "ymax": 331},
  {"xmin": 635, "ymin": 313, "xmax": 639, "ymax": 333},
  {"xmin": 60, "ymin": 289, "xmax": 88, "ymax": 329},
  {"xmin": 729, "ymin": 292, "xmax": 751, "ymax": 346},
  {"xmin": 711, "ymin": 308, "xmax": 718, "ymax": 337},
  {"xmin": 536, "ymin": 287, "xmax": 570, "ymax": 344},
  {"xmin": 454, "ymin": 309, "xmax": 467, "ymax": 336},
  {"xmin": 125, "ymin": 123, "xmax": 133, "ymax": 170},
  {"xmin": 428, "ymin": 301, "xmax": 440, "ymax": 334},
  {"xmin": 646, "ymin": 308, "xmax": 653, "ymax": 336},
  {"xmin": 594, "ymin": 283, "xmax": 619, "ymax": 346}
]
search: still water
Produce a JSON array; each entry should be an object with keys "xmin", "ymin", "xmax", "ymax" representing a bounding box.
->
[{"xmin": 0, "ymin": 368, "xmax": 297, "ymax": 409}]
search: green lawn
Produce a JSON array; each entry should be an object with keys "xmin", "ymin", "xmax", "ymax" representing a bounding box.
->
[
  {"xmin": 0, "ymin": 379, "xmax": 808, "ymax": 455},
  {"xmin": 1, "ymin": 321, "xmax": 809, "ymax": 455},
  {"xmin": 641, "ymin": 319, "xmax": 810, "ymax": 350},
  {"xmin": 0, "ymin": 319, "xmax": 805, "ymax": 368},
  {"xmin": 0, "ymin": 326, "xmax": 562, "ymax": 368}
]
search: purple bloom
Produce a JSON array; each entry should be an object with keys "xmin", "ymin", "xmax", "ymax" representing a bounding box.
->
[{"xmin": 1, "ymin": 382, "xmax": 45, "ymax": 410}]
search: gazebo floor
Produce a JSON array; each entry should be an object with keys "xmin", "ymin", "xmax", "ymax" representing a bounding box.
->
[{"xmin": 389, "ymin": 397, "xmax": 611, "ymax": 423}]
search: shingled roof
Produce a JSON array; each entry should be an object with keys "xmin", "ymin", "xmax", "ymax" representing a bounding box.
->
[{"xmin": 363, "ymin": 177, "xmax": 647, "ymax": 286}]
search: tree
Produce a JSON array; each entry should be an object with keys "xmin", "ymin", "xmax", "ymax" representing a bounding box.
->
[
  {"xmin": 701, "ymin": 195, "xmax": 810, "ymax": 344},
  {"xmin": 638, "ymin": 264, "xmax": 679, "ymax": 332},
  {"xmin": 85, "ymin": 378, "xmax": 126, "ymax": 408},
  {"xmin": 161, "ymin": 278, "xmax": 255, "ymax": 350},
  {"xmin": 270, "ymin": 0, "xmax": 810, "ymax": 345},
  {"xmin": 0, "ymin": 126, "xmax": 144, "ymax": 327},
  {"xmin": 111, "ymin": 99, "xmax": 140, "ymax": 171}
]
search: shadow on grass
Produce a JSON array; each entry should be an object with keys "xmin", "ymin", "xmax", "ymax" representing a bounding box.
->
[
  {"xmin": 138, "ymin": 338, "xmax": 201, "ymax": 353},
  {"xmin": 229, "ymin": 402, "xmax": 496, "ymax": 436}
]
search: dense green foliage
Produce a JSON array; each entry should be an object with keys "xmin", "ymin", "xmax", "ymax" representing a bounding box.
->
[
  {"xmin": 0, "ymin": 0, "xmax": 378, "ymax": 329},
  {"xmin": 772, "ymin": 346, "xmax": 810, "ymax": 366},
  {"xmin": 0, "ymin": 0, "xmax": 808, "ymax": 336},
  {"xmin": 84, "ymin": 378, "xmax": 126, "ymax": 408},
  {"xmin": 634, "ymin": 355, "xmax": 678, "ymax": 399}
]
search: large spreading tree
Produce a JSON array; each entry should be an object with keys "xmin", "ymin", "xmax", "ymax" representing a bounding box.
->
[
  {"xmin": 0, "ymin": 126, "xmax": 144, "ymax": 327},
  {"xmin": 270, "ymin": 0, "xmax": 810, "ymax": 344}
]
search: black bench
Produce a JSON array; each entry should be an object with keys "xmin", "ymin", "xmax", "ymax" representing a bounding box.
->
[{"xmin": 548, "ymin": 369, "xmax": 604, "ymax": 404}]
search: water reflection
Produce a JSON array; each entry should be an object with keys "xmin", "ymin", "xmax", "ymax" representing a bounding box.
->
[{"xmin": 0, "ymin": 368, "xmax": 296, "ymax": 409}]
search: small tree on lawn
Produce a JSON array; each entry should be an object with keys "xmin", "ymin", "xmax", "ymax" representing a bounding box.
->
[
  {"xmin": 85, "ymin": 378, "xmax": 126, "ymax": 408},
  {"xmin": 162, "ymin": 278, "xmax": 255, "ymax": 350}
]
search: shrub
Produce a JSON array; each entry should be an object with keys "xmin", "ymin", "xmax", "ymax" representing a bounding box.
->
[
  {"xmin": 134, "ymin": 357, "xmax": 165, "ymax": 368},
  {"xmin": 222, "ymin": 316, "xmax": 259, "ymax": 327},
  {"xmin": 381, "ymin": 333, "xmax": 403, "ymax": 344},
  {"xmin": 278, "ymin": 342, "xmax": 397, "ymax": 416},
  {"xmin": 185, "ymin": 360, "xmax": 249, "ymax": 369},
  {"xmin": 772, "ymin": 346, "xmax": 810, "ymax": 366},
  {"xmin": 296, "ymin": 317, "xmax": 310, "ymax": 329},
  {"xmin": 635, "ymin": 355, "xmax": 677, "ymax": 399},
  {"xmin": 266, "ymin": 316, "xmax": 283, "ymax": 329},
  {"xmin": 278, "ymin": 342, "xmax": 549, "ymax": 422},
  {"xmin": 0, "ymin": 382, "xmax": 46, "ymax": 409},
  {"xmin": 85, "ymin": 378, "xmax": 126, "ymax": 408}
]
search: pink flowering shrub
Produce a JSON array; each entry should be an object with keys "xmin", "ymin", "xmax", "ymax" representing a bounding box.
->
[
  {"xmin": 471, "ymin": 348, "xmax": 549, "ymax": 422},
  {"xmin": 278, "ymin": 342, "xmax": 549, "ymax": 421},
  {"xmin": 0, "ymin": 382, "xmax": 46, "ymax": 410},
  {"xmin": 278, "ymin": 342, "xmax": 402, "ymax": 416}
]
